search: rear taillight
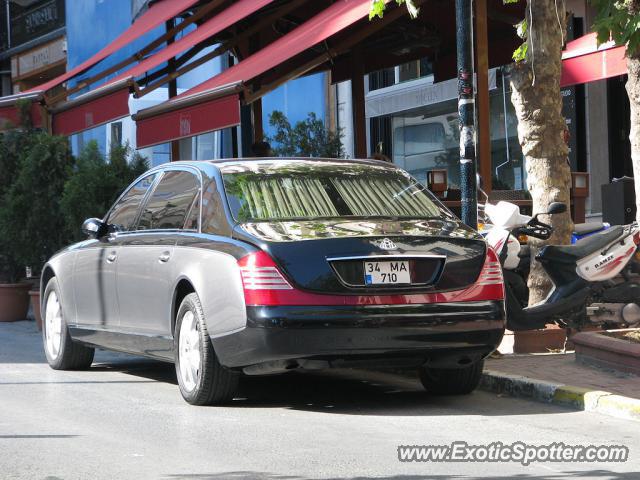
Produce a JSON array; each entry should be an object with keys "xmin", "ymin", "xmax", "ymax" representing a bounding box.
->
[
  {"xmin": 236, "ymin": 248, "xmax": 505, "ymax": 306},
  {"xmin": 238, "ymin": 250, "xmax": 292, "ymax": 291},
  {"xmin": 477, "ymin": 247, "xmax": 504, "ymax": 291}
]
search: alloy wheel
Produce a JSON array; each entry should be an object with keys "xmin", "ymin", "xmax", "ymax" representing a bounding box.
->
[
  {"xmin": 44, "ymin": 291, "xmax": 63, "ymax": 360},
  {"xmin": 178, "ymin": 310, "xmax": 201, "ymax": 392}
]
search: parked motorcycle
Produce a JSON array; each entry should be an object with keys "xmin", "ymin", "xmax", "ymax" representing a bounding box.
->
[{"xmin": 483, "ymin": 199, "xmax": 640, "ymax": 331}]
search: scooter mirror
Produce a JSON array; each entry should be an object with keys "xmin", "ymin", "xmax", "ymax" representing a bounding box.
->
[{"xmin": 546, "ymin": 202, "xmax": 567, "ymax": 215}]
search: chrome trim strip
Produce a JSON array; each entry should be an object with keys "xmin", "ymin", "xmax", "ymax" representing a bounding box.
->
[{"xmin": 327, "ymin": 254, "xmax": 447, "ymax": 262}]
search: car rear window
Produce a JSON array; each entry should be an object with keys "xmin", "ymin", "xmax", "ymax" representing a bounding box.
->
[{"xmin": 221, "ymin": 161, "xmax": 448, "ymax": 222}]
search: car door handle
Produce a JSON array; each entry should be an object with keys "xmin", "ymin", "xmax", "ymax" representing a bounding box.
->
[
  {"xmin": 106, "ymin": 251, "xmax": 117, "ymax": 263},
  {"xmin": 158, "ymin": 252, "xmax": 171, "ymax": 263}
]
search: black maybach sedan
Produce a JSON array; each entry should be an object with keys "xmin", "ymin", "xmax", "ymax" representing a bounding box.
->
[{"xmin": 41, "ymin": 158, "xmax": 505, "ymax": 405}]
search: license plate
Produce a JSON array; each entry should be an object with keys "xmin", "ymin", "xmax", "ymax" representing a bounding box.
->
[{"xmin": 364, "ymin": 260, "xmax": 411, "ymax": 285}]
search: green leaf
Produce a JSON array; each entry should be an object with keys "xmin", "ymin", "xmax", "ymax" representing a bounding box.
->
[
  {"xmin": 515, "ymin": 19, "xmax": 528, "ymax": 39},
  {"xmin": 512, "ymin": 42, "xmax": 528, "ymax": 62},
  {"xmin": 369, "ymin": 0, "xmax": 420, "ymax": 20},
  {"xmin": 369, "ymin": 0, "xmax": 386, "ymax": 19}
]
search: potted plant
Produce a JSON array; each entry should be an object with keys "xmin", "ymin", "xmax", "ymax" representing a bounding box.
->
[{"xmin": 0, "ymin": 130, "xmax": 74, "ymax": 325}]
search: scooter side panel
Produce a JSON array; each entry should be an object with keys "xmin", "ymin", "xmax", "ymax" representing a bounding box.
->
[{"xmin": 576, "ymin": 235, "xmax": 637, "ymax": 282}]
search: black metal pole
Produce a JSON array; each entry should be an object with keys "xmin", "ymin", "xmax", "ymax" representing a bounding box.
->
[{"xmin": 456, "ymin": 0, "xmax": 478, "ymax": 228}]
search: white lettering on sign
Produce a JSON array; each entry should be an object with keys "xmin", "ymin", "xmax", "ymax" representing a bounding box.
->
[
  {"xmin": 85, "ymin": 112, "xmax": 94, "ymax": 128},
  {"xmin": 17, "ymin": 38, "xmax": 66, "ymax": 77},
  {"xmin": 179, "ymin": 114, "xmax": 191, "ymax": 137}
]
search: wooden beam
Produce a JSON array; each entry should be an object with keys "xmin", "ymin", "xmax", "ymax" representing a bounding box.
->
[
  {"xmin": 252, "ymin": 97, "xmax": 263, "ymax": 141},
  {"xmin": 45, "ymin": 0, "xmax": 225, "ymax": 106},
  {"xmin": 351, "ymin": 46, "xmax": 367, "ymax": 159},
  {"xmin": 475, "ymin": 0, "xmax": 492, "ymax": 192},
  {"xmin": 166, "ymin": 19, "xmax": 181, "ymax": 162},
  {"xmin": 244, "ymin": 1, "xmax": 415, "ymax": 103}
]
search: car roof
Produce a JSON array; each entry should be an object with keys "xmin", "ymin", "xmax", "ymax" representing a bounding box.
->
[{"xmin": 152, "ymin": 157, "xmax": 399, "ymax": 172}]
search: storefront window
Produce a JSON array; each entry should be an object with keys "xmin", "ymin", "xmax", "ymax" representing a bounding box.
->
[
  {"xmin": 392, "ymin": 102, "xmax": 459, "ymax": 187},
  {"xmin": 398, "ymin": 59, "xmax": 433, "ymax": 83},
  {"xmin": 389, "ymin": 70, "xmax": 525, "ymax": 191}
]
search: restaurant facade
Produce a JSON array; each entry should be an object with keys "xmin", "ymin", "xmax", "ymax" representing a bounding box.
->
[{"xmin": 0, "ymin": 0, "xmax": 633, "ymax": 222}]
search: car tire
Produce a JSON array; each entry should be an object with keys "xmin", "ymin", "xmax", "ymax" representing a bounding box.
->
[
  {"xmin": 42, "ymin": 277, "xmax": 95, "ymax": 370},
  {"xmin": 418, "ymin": 359, "xmax": 484, "ymax": 395},
  {"xmin": 174, "ymin": 292, "xmax": 239, "ymax": 406}
]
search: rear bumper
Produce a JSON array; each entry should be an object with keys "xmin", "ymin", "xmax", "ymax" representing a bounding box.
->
[{"xmin": 212, "ymin": 300, "xmax": 505, "ymax": 371}]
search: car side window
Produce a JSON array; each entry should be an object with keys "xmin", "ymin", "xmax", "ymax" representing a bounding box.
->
[
  {"xmin": 201, "ymin": 178, "xmax": 225, "ymax": 234},
  {"xmin": 183, "ymin": 195, "xmax": 200, "ymax": 231},
  {"xmin": 106, "ymin": 174, "xmax": 157, "ymax": 232},
  {"xmin": 138, "ymin": 170, "xmax": 200, "ymax": 230}
]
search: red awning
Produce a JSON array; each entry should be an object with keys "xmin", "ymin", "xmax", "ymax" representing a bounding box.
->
[
  {"xmin": 135, "ymin": 83, "xmax": 242, "ymax": 148},
  {"xmin": 26, "ymin": 0, "xmax": 200, "ymax": 94},
  {"xmin": 108, "ymin": 0, "xmax": 274, "ymax": 86},
  {"xmin": 135, "ymin": 0, "xmax": 375, "ymax": 147},
  {"xmin": 51, "ymin": 79, "xmax": 132, "ymax": 136},
  {"xmin": 183, "ymin": 0, "xmax": 373, "ymax": 96},
  {"xmin": 46, "ymin": 0, "xmax": 274, "ymax": 137},
  {"xmin": 0, "ymin": 92, "xmax": 44, "ymax": 130},
  {"xmin": 561, "ymin": 32, "xmax": 627, "ymax": 87}
]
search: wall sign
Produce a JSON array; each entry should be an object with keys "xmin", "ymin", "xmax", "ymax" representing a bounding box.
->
[{"xmin": 10, "ymin": 0, "xmax": 65, "ymax": 47}]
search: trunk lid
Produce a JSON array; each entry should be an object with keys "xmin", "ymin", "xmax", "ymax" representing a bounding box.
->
[{"xmin": 233, "ymin": 218, "xmax": 486, "ymax": 294}]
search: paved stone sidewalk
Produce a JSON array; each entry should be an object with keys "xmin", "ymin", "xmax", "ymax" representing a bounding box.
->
[{"xmin": 486, "ymin": 352, "xmax": 640, "ymax": 400}]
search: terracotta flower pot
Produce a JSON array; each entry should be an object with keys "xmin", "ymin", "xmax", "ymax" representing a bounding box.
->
[
  {"xmin": 0, "ymin": 283, "xmax": 31, "ymax": 322},
  {"xmin": 29, "ymin": 290, "xmax": 42, "ymax": 331}
]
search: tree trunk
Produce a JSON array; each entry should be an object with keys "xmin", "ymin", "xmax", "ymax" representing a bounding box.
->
[
  {"xmin": 509, "ymin": 0, "xmax": 573, "ymax": 306},
  {"xmin": 626, "ymin": 54, "xmax": 640, "ymax": 224}
]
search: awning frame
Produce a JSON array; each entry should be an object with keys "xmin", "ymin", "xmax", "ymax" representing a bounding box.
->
[
  {"xmin": 133, "ymin": 81, "xmax": 243, "ymax": 122},
  {"xmin": 134, "ymin": 0, "xmax": 305, "ymax": 100},
  {"xmin": 133, "ymin": 81, "xmax": 244, "ymax": 148},
  {"xmin": 50, "ymin": 77, "xmax": 134, "ymax": 135},
  {"xmin": 244, "ymin": 1, "xmax": 415, "ymax": 104}
]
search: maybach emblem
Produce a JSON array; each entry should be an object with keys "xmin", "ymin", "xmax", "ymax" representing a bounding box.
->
[{"xmin": 377, "ymin": 238, "xmax": 398, "ymax": 250}]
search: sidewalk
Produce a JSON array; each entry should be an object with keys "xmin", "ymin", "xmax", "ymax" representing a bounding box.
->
[{"xmin": 481, "ymin": 352, "xmax": 640, "ymax": 421}]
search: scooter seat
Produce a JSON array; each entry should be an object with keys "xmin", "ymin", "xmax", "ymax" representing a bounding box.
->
[
  {"xmin": 573, "ymin": 222, "xmax": 605, "ymax": 235},
  {"xmin": 537, "ymin": 225, "xmax": 624, "ymax": 263}
]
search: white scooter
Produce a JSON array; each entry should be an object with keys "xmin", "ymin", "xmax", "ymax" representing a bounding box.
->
[{"xmin": 483, "ymin": 200, "xmax": 640, "ymax": 331}]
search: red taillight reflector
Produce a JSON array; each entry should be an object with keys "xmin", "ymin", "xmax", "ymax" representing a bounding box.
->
[
  {"xmin": 478, "ymin": 247, "xmax": 504, "ymax": 287},
  {"xmin": 238, "ymin": 251, "xmax": 292, "ymax": 291}
]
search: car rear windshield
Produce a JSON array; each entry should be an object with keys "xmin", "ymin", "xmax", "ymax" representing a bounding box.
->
[{"xmin": 221, "ymin": 161, "xmax": 448, "ymax": 222}]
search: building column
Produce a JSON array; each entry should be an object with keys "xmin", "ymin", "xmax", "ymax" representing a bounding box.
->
[{"xmin": 475, "ymin": 0, "xmax": 492, "ymax": 193}]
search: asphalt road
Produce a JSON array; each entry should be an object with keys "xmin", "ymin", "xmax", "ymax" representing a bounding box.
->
[{"xmin": 1, "ymin": 321, "xmax": 639, "ymax": 480}]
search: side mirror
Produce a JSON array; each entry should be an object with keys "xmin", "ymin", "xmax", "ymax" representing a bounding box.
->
[
  {"xmin": 546, "ymin": 202, "xmax": 567, "ymax": 215},
  {"xmin": 82, "ymin": 218, "xmax": 107, "ymax": 239}
]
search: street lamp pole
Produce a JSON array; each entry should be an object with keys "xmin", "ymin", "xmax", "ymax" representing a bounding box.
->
[{"xmin": 455, "ymin": 0, "xmax": 478, "ymax": 228}]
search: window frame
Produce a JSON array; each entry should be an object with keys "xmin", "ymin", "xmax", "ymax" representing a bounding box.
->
[
  {"xmin": 104, "ymin": 172, "xmax": 161, "ymax": 233},
  {"xmin": 133, "ymin": 166, "xmax": 203, "ymax": 233}
]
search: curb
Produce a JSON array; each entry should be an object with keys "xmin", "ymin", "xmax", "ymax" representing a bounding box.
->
[{"xmin": 480, "ymin": 369, "xmax": 640, "ymax": 421}]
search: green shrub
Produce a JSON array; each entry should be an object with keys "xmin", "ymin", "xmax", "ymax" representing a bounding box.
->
[
  {"xmin": 61, "ymin": 140, "xmax": 148, "ymax": 242},
  {"xmin": 0, "ymin": 132, "xmax": 73, "ymax": 282}
]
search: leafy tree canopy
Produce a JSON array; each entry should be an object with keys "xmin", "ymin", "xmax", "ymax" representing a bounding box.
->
[
  {"xmin": 591, "ymin": 0, "xmax": 640, "ymax": 56},
  {"xmin": 61, "ymin": 140, "xmax": 148, "ymax": 242},
  {"xmin": 266, "ymin": 111, "xmax": 345, "ymax": 159}
]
